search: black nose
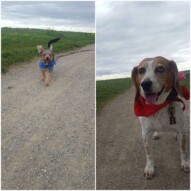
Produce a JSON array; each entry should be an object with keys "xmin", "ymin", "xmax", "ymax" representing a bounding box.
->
[{"xmin": 141, "ymin": 79, "xmax": 152, "ymax": 92}]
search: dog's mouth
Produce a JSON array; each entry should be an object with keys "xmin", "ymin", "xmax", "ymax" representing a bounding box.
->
[
  {"xmin": 145, "ymin": 86, "xmax": 164, "ymax": 104},
  {"xmin": 43, "ymin": 58, "xmax": 51, "ymax": 64},
  {"xmin": 45, "ymin": 60, "xmax": 50, "ymax": 64}
]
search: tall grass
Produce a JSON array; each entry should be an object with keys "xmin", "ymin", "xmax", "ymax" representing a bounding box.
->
[
  {"xmin": 2, "ymin": 27, "xmax": 95, "ymax": 73},
  {"xmin": 96, "ymin": 78, "xmax": 132, "ymax": 110}
]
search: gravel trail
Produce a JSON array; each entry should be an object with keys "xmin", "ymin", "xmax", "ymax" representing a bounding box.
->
[
  {"xmin": 96, "ymin": 86, "xmax": 189, "ymax": 190},
  {"xmin": 2, "ymin": 45, "xmax": 95, "ymax": 190}
]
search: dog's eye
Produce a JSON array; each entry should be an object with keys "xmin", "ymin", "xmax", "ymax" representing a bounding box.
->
[
  {"xmin": 155, "ymin": 66, "xmax": 165, "ymax": 73},
  {"xmin": 138, "ymin": 68, "xmax": 146, "ymax": 75}
]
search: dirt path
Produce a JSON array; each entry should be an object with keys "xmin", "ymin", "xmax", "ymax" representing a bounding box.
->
[
  {"xmin": 96, "ymin": 86, "xmax": 189, "ymax": 190},
  {"xmin": 2, "ymin": 45, "xmax": 95, "ymax": 190}
]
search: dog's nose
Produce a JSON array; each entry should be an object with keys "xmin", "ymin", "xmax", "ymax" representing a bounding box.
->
[{"xmin": 141, "ymin": 79, "xmax": 152, "ymax": 92}]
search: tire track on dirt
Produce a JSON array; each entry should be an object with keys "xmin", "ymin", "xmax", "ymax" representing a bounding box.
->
[{"xmin": 96, "ymin": 86, "xmax": 189, "ymax": 190}]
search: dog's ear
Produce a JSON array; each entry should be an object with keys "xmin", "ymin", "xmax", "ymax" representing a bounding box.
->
[
  {"xmin": 37, "ymin": 45, "xmax": 44, "ymax": 54},
  {"xmin": 169, "ymin": 60, "xmax": 183, "ymax": 97},
  {"xmin": 131, "ymin": 66, "xmax": 140, "ymax": 101}
]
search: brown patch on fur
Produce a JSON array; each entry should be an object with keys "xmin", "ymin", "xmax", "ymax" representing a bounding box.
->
[
  {"xmin": 131, "ymin": 66, "xmax": 140, "ymax": 101},
  {"xmin": 168, "ymin": 60, "xmax": 183, "ymax": 97},
  {"xmin": 131, "ymin": 56, "xmax": 183, "ymax": 97},
  {"xmin": 152, "ymin": 57, "xmax": 182, "ymax": 96}
]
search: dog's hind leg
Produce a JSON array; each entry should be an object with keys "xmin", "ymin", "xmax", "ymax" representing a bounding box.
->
[{"xmin": 177, "ymin": 130, "xmax": 190, "ymax": 172}]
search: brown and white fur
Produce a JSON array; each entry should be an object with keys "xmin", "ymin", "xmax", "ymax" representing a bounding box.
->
[
  {"xmin": 131, "ymin": 56, "xmax": 189, "ymax": 179},
  {"xmin": 37, "ymin": 45, "xmax": 53, "ymax": 85},
  {"xmin": 37, "ymin": 38, "xmax": 60, "ymax": 86}
]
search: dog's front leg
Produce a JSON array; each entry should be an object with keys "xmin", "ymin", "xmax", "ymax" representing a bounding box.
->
[
  {"xmin": 176, "ymin": 130, "xmax": 190, "ymax": 172},
  {"xmin": 45, "ymin": 72, "xmax": 52, "ymax": 85},
  {"xmin": 142, "ymin": 127, "xmax": 155, "ymax": 179},
  {"xmin": 40, "ymin": 70, "xmax": 46, "ymax": 81}
]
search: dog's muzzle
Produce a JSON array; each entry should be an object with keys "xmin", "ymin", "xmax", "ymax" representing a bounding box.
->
[
  {"xmin": 141, "ymin": 79, "xmax": 152, "ymax": 92},
  {"xmin": 141, "ymin": 79, "xmax": 164, "ymax": 104},
  {"xmin": 46, "ymin": 57, "xmax": 50, "ymax": 61}
]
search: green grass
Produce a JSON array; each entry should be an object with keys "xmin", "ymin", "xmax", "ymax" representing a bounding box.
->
[
  {"xmin": 180, "ymin": 78, "xmax": 190, "ymax": 89},
  {"xmin": 179, "ymin": 70, "xmax": 190, "ymax": 89},
  {"xmin": 96, "ymin": 72, "xmax": 190, "ymax": 110},
  {"xmin": 2, "ymin": 27, "xmax": 95, "ymax": 73},
  {"xmin": 96, "ymin": 78, "xmax": 132, "ymax": 110}
]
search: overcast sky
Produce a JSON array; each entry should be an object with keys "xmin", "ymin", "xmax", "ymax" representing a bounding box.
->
[
  {"xmin": 1, "ymin": 1, "xmax": 95, "ymax": 33},
  {"xmin": 96, "ymin": 1, "xmax": 190, "ymax": 80}
]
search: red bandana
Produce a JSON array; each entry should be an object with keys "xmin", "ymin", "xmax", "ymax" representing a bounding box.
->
[{"xmin": 134, "ymin": 86, "xmax": 190, "ymax": 117}]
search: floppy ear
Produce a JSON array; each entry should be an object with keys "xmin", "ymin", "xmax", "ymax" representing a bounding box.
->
[
  {"xmin": 169, "ymin": 60, "xmax": 183, "ymax": 97},
  {"xmin": 37, "ymin": 45, "xmax": 44, "ymax": 54},
  {"xmin": 131, "ymin": 66, "xmax": 140, "ymax": 101}
]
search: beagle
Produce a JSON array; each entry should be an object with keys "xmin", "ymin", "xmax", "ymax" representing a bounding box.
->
[
  {"xmin": 131, "ymin": 56, "xmax": 190, "ymax": 179},
  {"xmin": 37, "ymin": 38, "xmax": 60, "ymax": 85}
]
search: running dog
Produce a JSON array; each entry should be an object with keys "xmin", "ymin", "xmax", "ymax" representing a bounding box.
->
[
  {"xmin": 37, "ymin": 38, "xmax": 60, "ymax": 85},
  {"xmin": 131, "ymin": 56, "xmax": 190, "ymax": 179}
]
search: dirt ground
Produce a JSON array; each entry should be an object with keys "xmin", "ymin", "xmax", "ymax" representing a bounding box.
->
[
  {"xmin": 96, "ymin": 86, "xmax": 190, "ymax": 190},
  {"xmin": 2, "ymin": 45, "xmax": 95, "ymax": 190}
]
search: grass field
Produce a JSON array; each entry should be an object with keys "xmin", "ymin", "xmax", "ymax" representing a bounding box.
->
[
  {"xmin": 2, "ymin": 27, "xmax": 95, "ymax": 73},
  {"xmin": 96, "ymin": 72, "xmax": 190, "ymax": 110},
  {"xmin": 96, "ymin": 78, "xmax": 132, "ymax": 109}
]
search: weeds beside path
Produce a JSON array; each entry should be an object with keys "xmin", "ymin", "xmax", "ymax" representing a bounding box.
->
[
  {"xmin": 96, "ymin": 78, "xmax": 132, "ymax": 109},
  {"xmin": 2, "ymin": 27, "xmax": 95, "ymax": 73}
]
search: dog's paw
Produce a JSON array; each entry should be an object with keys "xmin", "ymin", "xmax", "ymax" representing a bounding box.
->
[
  {"xmin": 45, "ymin": 78, "xmax": 51, "ymax": 86},
  {"xmin": 41, "ymin": 77, "xmax": 45, "ymax": 81},
  {"xmin": 144, "ymin": 163, "xmax": 154, "ymax": 179},
  {"xmin": 45, "ymin": 80, "xmax": 50, "ymax": 86},
  {"xmin": 173, "ymin": 132, "xmax": 178, "ymax": 140},
  {"xmin": 181, "ymin": 159, "xmax": 190, "ymax": 172},
  {"xmin": 153, "ymin": 132, "xmax": 160, "ymax": 140}
]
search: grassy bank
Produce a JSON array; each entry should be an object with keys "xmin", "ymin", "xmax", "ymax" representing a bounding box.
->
[
  {"xmin": 2, "ymin": 27, "xmax": 95, "ymax": 73},
  {"xmin": 180, "ymin": 78, "xmax": 190, "ymax": 89},
  {"xmin": 96, "ymin": 73, "xmax": 190, "ymax": 110},
  {"xmin": 180, "ymin": 70, "xmax": 190, "ymax": 89},
  {"xmin": 96, "ymin": 78, "xmax": 132, "ymax": 110}
]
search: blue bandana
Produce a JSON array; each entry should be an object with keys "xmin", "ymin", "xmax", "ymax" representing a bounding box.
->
[{"xmin": 39, "ymin": 60, "xmax": 57, "ymax": 72}]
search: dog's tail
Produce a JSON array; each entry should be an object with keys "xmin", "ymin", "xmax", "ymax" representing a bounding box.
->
[{"xmin": 48, "ymin": 38, "xmax": 60, "ymax": 48}]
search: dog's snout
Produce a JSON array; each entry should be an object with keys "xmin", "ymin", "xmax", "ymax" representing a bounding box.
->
[
  {"xmin": 141, "ymin": 79, "xmax": 152, "ymax": 92},
  {"xmin": 46, "ymin": 56, "xmax": 50, "ymax": 61}
]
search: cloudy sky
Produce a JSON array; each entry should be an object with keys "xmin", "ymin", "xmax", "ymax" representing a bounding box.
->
[
  {"xmin": 1, "ymin": 1, "xmax": 95, "ymax": 33},
  {"xmin": 96, "ymin": 1, "xmax": 190, "ymax": 80}
]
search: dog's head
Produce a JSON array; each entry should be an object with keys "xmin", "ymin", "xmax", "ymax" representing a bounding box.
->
[
  {"xmin": 131, "ymin": 56, "xmax": 183, "ymax": 104},
  {"xmin": 37, "ymin": 45, "xmax": 53, "ymax": 64}
]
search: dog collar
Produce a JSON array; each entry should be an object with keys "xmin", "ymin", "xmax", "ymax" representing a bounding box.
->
[
  {"xmin": 134, "ymin": 86, "xmax": 189, "ymax": 117},
  {"xmin": 40, "ymin": 60, "xmax": 55, "ymax": 65}
]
